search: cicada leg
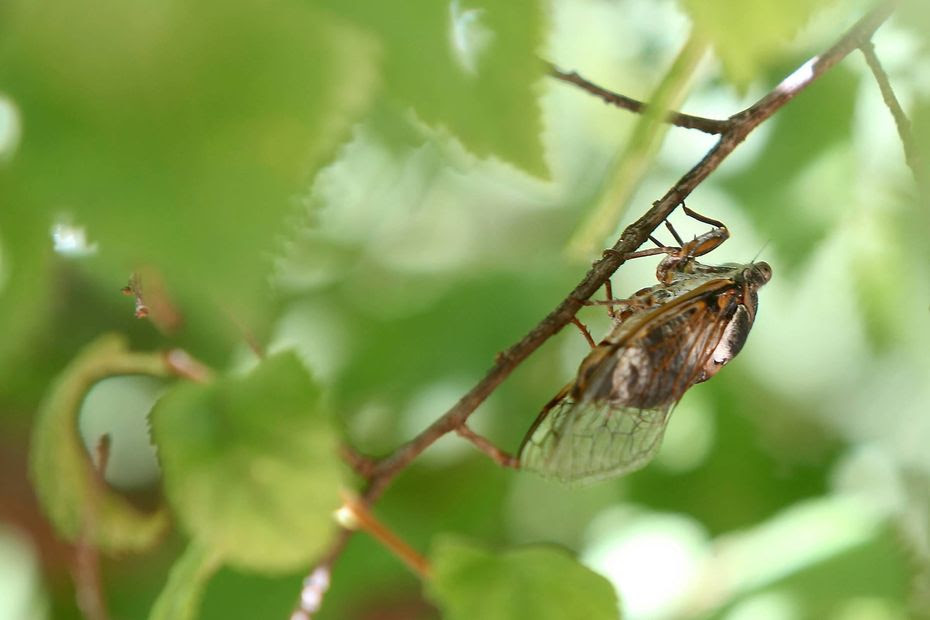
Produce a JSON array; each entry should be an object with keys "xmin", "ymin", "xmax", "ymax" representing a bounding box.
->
[
  {"xmin": 681, "ymin": 204, "xmax": 725, "ymax": 229},
  {"xmin": 664, "ymin": 219, "xmax": 685, "ymax": 247},
  {"xmin": 600, "ymin": 239, "xmax": 675, "ymax": 320},
  {"xmin": 657, "ymin": 205, "xmax": 731, "ymax": 284},
  {"xmin": 677, "ymin": 204, "xmax": 729, "ymax": 258},
  {"xmin": 604, "ymin": 279, "xmax": 617, "ymax": 320},
  {"xmin": 570, "ymin": 316, "xmax": 597, "ymax": 348}
]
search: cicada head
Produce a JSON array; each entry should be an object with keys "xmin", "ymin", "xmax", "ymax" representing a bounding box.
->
[{"xmin": 742, "ymin": 261, "xmax": 772, "ymax": 288}]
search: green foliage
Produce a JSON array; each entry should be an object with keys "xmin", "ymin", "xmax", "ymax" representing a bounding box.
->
[
  {"xmin": 707, "ymin": 519, "xmax": 911, "ymax": 619},
  {"xmin": 149, "ymin": 352, "xmax": 342, "ymax": 572},
  {"xmin": 0, "ymin": 0, "xmax": 379, "ymax": 356},
  {"xmin": 29, "ymin": 335, "xmax": 171, "ymax": 553},
  {"xmin": 321, "ymin": 0, "xmax": 548, "ymax": 176},
  {"xmin": 149, "ymin": 542, "xmax": 221, "ymax": 620},
  {"xmin": 680, "ymin": 0, "xmax": 838, "ymax": 88},
  {"xmin": 0, "ymin": 210, "xmax": 52, "ymax": 378},
  {"xmin": 426, "ymin": 536, "xmax": 620, "ymax": 620},
  {"xmin": 3, "ymin": 2, "xmax": 927, "ymax": 619}
]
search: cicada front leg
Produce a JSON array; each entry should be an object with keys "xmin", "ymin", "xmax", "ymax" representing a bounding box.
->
[
  {"xmin": 569, "ymin": 316, "xmax": 597, "ymax": 348},
  {"xmin": 656, "ymin": 205, "xmax": 730, "ymax": 284}
]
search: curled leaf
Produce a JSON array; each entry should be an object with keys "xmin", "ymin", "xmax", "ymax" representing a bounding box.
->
[{"xmin": 30, "ymin": 334, "xmax": 172, "ymax": 553}]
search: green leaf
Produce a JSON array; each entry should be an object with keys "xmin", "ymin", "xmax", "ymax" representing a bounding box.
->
[
  {"xmin": 324, "ymin": 0, "xmax": 548, "ymax": 176},
  {"xmin": 680, "ymin": 0, "xmax": 836, "ymax": 87},
  {"xmin": 149, "ymin": 351, "xmax": 342, "ymax": 572},
  {"xmin": 0, "ymin": 0, "xmax": 377, "ymax": 345},
  {"xmin": 912, "ymin": 97, "xmax": 930, "ymax": 199},
  {"xmin": 29, "ymin": 334, "xmax": 172, "ymax": 553},
  {"xmin": 0, "ymin": 207, "xmax": 52, "ymax": 374},
  {"xmin": 149, "ymin": 541, "xmax": 222, "ymax": 620},
  {"xmin": 898, "ymin": 0, "xmax": 930, "ymax": 52},
  {"xmin": 426, "ymin": 536, "xmax": 620, "ymax": 620}
]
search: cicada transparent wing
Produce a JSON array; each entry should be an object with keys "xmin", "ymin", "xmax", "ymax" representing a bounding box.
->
[
  {"xmin": 520, "ymin": 276, "xmax": 751, "ymax": 484},
  {"xmin": 519, "ymin": 394, "xmax": 676, "ymax": 484}
]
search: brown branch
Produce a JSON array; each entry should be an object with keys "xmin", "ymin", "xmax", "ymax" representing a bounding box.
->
[
  {"xmin": 73, "ymin": 435, "xmax": 112, "ymax": 620},
  {"xmin": 456, "ymin": 424, "xmax": 520, "ymax": 468},
  {"xmin": 336, "ymin": 493, "xmax": 431, "ymax": 578},
  {"xmin": 292, "ymin": 4, "xmax": 895, "ymax": 617},
  {"xmin": 339, "ymin": 444, "xmax": 377, "ymax": 478},
  {"xmin": 546, "ymin": 61, "xmax": 731, "ymax": 135},
  {"xmin": 365, "ymin": 2, "xmax": 893, "ymax": 502},
  {"xmin": 859, "ymin": 39, "xmax": 922, "ymax": 181},
  {"xmin": 163, "ymin": 349, "xmax": 214, "ymax": 383}
]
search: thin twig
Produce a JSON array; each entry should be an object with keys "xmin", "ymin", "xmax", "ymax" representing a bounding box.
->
[
  {"xmin": 293, "ymin": 4, "xmax": 895, "ymax": 616},
  {"xmin": 336, "ymin": 493, "xmax": 431, "ymax": 578},
  {"xmin": 339, "ymin": 445, "xmax": 377, "ymax": 478},
  {"xmin": 546, "ymin": 61, "xmax": 731, "ymax": 135},
  {"xmin": 163, "ymin": 349, "xmax": 214, "ymax": 383},
  {"xmin": 73, "ymin": 435, "xmax": 112, "ymax": 620},
  {"xmin": 859, "ymin": 39, "xmax": 922, "ymax": 181},
  {"xmin": 456, "ymin": 424, "xmax": 520, "ymax": 468}
]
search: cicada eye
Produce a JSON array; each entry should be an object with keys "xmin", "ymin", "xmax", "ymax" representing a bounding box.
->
[
  {"xmin": 756, "ymin": 261, "xmax": 772, "ymax": 283},
  {"xmin": 744, "ymin": 261, "xmax": 772, "ymax": 285}
]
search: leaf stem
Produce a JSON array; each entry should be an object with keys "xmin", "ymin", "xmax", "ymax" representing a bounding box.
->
[
  {"xmin": 336, "ymin": 493, "xmax": 431, "ymax": 578},
  {"xmin": 567, "ymin": 30, "xmax": 710, "ymax": 259}
]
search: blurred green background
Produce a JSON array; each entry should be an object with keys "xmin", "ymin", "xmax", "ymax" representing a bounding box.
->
[{"xmin": 2, "ymin": 0, "xmax": 929, "ymax": 618}]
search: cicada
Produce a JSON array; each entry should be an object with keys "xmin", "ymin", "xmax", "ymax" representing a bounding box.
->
[{"xmin": 519, "ymin": 210, "xmax": 772, "ymax": 484}]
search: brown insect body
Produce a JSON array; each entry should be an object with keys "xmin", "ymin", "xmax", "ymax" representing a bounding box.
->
[{"xmin": 519, "ymin": 221, "xmax": 772, "ymax": 484}]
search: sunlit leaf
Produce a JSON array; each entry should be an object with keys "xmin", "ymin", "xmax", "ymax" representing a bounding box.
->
[
  {"xmin": 712, "ymin": 520, "xmax": 911, "ymax": 617},
  {"xmin": 322, "ymin": 0, "xmax": 548, "ymax": 176},
  {"xmin": 0, "ymin": 0, "xmax": 378, "ymax": 349},
  {"xmin": 29, "ymin": 334, "xmax": 172, "ymax": 553},
  {"xmin": 426, "ymin": 536, "xmax": 620, "ymax": 620},
  {"xmin": 149, "ymin": 542, "xmax": 222, "ymax": 620},
  {"xmin": 149, "ymin": 351, "xmax": 342, "ymax": 572},
  {"xmin": 898, "ymin": 0, "xmax": 930, "ymax": 54},
  {"xmin": 911, "ymin": 98, "xmax": 930, "ymax": 200},
  {"xmin": 680, "ymin": 0, "xmax": 837, "ymax": 88}
]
